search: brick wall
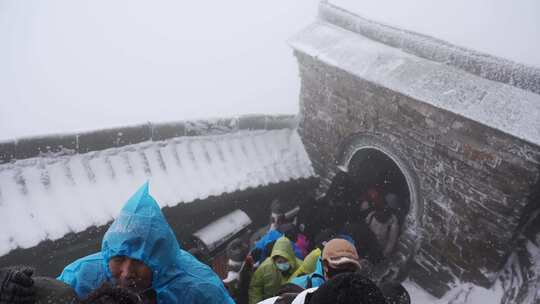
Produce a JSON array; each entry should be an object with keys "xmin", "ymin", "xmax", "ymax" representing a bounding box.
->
[{"xmin": 295, "ymin": 51, "xmax": 540, "ymax": 296}]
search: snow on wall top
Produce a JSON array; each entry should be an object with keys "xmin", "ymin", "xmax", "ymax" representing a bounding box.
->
[
  {"xmin": 289, "ymin": 21, "xmax": 540, "ymax": 147},
  {"xmin": 0, "ymin": 128, "xmax": 314, "ymax": 256},
  {"xmin": 0, "ymin": 115, "xmax": 297, "ymax": 164},
  {"xmin": 327, "ymin": 0, "xmax": 540, "ymax": 70},
  {"xmin": 318, "ymin": 2, "xmax": 540, "ymax": 96}
]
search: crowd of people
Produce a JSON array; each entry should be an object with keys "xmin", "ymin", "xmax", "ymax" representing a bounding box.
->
[
  {"xmin": 223, "ymin": 183, "xmax": 409, "ymax": 304},
  {"xmin": 0, "ymin": 181, "xmax": 410, "ymax": 304}
]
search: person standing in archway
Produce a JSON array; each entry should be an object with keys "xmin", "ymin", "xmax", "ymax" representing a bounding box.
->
[{"xmin": 365, "ymin": 194, "xmax": 400, "ymax": 258}]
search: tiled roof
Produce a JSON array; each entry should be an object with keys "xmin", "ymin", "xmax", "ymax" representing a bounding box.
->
[{"xmin": 0, "ymin": 129, "xmax": 314, "ymax": 256}]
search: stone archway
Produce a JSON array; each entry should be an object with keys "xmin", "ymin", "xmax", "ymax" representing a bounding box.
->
[{"xmin": 338, "ymin": 134, "xmax": 423, "ymax": 281}]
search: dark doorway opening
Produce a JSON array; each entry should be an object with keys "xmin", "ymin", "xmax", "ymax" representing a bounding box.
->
[
  {"xmin": 323, "ymin": 148, "xmax": 411, "ymax": 265},
  {"xmin": 348, "ymin": 148, "xmax": 410, "ymax": 222}
]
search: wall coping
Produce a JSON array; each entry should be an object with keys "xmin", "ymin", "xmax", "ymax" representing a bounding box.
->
[
  {"xmin": 317, "ymin": 2, "xmax": 540, "ymax": 95},
  {"xmin": 289, "ymin": 20, "xmax": 540, "ymax": 147},
  {"xmin": 0, "ymin": 114, "xmax": 298, "ymax": 164}
]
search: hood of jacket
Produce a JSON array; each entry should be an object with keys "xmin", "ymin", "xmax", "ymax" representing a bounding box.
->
[
  {"xmin": 101, "ymin": 182, "xmax": 181, "ymax": 290},
  {"xmin": 291, "ymin": 248, "xmax": 321, "ymax": 279},
  {"xmin": 270, "ymin": 236, "xmax": 299, "ymax": 269}
]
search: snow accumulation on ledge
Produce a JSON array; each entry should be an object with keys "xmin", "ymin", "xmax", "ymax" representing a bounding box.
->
[
  {"xmin": 318, "ymin": 3, "xmax": 540, "ymax": 96},
  {"xmin": 0, "ymin": 128, "xmax": 315, "ymax": 256},
  {"xmin": 289, "ymin": 19, "xmax": 540, "ymax": 147},
  {"xmin": 326, "ymin": 1, "xmax": 540, "ymax": 76}
]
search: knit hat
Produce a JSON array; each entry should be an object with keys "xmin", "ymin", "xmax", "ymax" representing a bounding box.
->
[
  {"xmin": 322, "ymin": 239, "xmax": 360, "ymax": 269},
  {"xmin": 226, "ymin": 238, "xmax": 249, "ymax": 263}
]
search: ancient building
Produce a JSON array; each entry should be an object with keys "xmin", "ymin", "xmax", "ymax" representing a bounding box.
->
[
  {"xmin": 290, "ymin": 2, "xmax": 540, "ymax": 299},
  {"xmin": 1, "ymin": 3, "xmax": 540, "ymax": 303}
]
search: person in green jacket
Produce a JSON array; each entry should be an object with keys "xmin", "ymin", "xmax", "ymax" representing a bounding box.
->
[{"xmin": 248, "ymin": 236, "xmax": 302, "ymax": 304}]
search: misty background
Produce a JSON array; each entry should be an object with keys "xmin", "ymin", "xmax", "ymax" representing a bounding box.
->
[
  {"xmin": 1, "ymin": 0, "xmax": 538, "ymax": 141},
  {"xmin": 0, "ymin": 0, "xmax": 318, "ymax": 140}
]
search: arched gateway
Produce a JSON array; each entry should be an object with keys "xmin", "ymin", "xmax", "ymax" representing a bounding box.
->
[
  {"xmin": 291, "ymin": 2, "xmax": 540, "ymax": 298},
  {"xmin": 338, "ymin": 134, "xmax": 422, "ymax": 281}
]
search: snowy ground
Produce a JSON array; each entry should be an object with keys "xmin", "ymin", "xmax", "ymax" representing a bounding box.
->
[
  {"xmin": 403, "ymin": 237, "xmax": 540, "ymax": 303},
  {"xmin": 403, "ymin": 280, "xmax": 503, "ymax": 304}
]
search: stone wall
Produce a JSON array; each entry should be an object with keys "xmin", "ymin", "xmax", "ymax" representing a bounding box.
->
[
  {"xmin": 0, "ymin": 114, "xmax": 296, "ymax": 164},
  {"xmin": 294, "ymin": 51, "xmax": 540, "ymax": 296}
]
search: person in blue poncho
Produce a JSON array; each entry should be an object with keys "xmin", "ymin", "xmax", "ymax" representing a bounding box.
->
[{"xmin": 57, "ymin": 182, "xmax": 235, "ymax": 304}]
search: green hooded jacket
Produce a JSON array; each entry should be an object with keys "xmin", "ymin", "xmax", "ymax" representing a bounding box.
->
[{"xmin": 248, "ymin": 236, "xmax": 302, "ymax": 304}]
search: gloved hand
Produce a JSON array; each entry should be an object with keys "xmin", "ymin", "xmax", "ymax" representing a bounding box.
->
[
  {"xmin": 0, "ymin": 267, "xmax": 36, "ymax": 304},
  {"xmin": 82, "ymin": 283, "xmax": 143, "ymax": 304}
]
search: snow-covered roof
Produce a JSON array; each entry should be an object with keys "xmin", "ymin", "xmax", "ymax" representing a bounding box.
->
[
  {"xmin": 0, "ymin": 128, "xmax": 314, "ymax": 256},
  {"xmin": 289, "ymin": 6, "xmax": 540, "ymax": 147}
]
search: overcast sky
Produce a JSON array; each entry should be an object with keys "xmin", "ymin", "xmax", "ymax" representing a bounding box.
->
[
  {"xmin": 0, "ymin": 0, "xmax": 318, "ymax": 140},
  {"xmin": 1, "ymin": 0, "xmax": 538, "ymax": 141}
]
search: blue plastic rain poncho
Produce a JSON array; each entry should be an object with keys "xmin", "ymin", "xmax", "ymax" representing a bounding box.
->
[{"xmin": 57, "ymin": 182, "xmax": 235, "ymax": 304}]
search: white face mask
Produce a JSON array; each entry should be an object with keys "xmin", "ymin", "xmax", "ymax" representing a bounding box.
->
[{"xmin": 275, "ymin": 262, "xmax": 290, "ymax": 272}]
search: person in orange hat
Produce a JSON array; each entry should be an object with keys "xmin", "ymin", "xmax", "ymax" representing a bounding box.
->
[
  {"xmin": 289, "ymin": 238, "xmax": 362, "ymax": 289},
  {"xmin": 320, "ymin": 239, "xmax": 362, "ymax": 280},
  {"xmin": 256, "ymin": 239, "xmax": 368, "ymax": 304}
]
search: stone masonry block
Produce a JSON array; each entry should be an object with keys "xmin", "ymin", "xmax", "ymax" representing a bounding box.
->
[
  {"xmin": 15, "ymin": 135, "xmax": 77, "ymax": 160},
  {"xmin": 0, "ymin": 141, "xmax": 16, "ymax": 164},
  {"xmin": 151, "ymin": 121, "xmax": 186, "ymax": 141},
  {"xmin": 77, "ymin": 124, "xmax": 151, "ymax": 153}
]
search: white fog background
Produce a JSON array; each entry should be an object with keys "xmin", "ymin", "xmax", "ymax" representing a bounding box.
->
[
  {"xmin": 0, "ymin": 0, "xmax": 318, "ymax": 140},
  {"xmin": 1, "ymin": 0, "xmax": 539, "ymax": 141}
]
